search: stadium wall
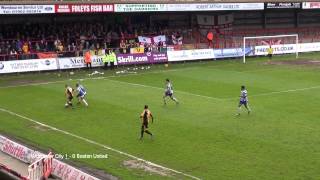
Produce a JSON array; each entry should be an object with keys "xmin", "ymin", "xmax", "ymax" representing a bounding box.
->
[
  {"xmin": 1, "ymin": 42, "xmax": 320, "ymax": 74},
  {"xmin": 0, "ymin": 135, "xmax": 100, "ymax": 180}
]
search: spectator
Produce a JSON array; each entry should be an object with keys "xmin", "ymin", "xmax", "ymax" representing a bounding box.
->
[
  {"xmin": 22, "ymin": 42, "xmax": 29, "ymax": 54},
  {"xmin": 102, "ymin": 50, "xmax": 109, "ymax": 70},
  {"xmin": 9, "ymin": 48, "xmax": 17, "ymax": 60},
  {"xmin": 120, "ymin": 40, "xmax": 126, "ymax": 54},
  {"xmin": 54, "ymin": 38, "xmax": 61, "ymax": 51},
  {"xmin": 39, "ymin": 40, "xmax": 46, "ymax": 52},
  {"xmin": 35, "ymin": 42, "xmax": 41, "ymax": 52},
  {"xmin": 10, "ymin": 48, "xmax": 17, "ymax": 55},
  {"xmin": 57, "ymin": 42, "xmax": 64, "ymax": 52},
  {"xmin": 109, "ymin": 49, "xmax": 116, "ymax": 70},
  {"xmin": 84, "ymin": 50, "xmax": 92, "ymax": 69}
]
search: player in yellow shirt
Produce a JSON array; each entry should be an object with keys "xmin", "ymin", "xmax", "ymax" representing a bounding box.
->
[
  {"xmin": 140, "ymin": 105, "xmax": 154, "ymax": 140},
  {"xmin": 267, "ymin": 45, "xmax": 273, "ymax": 60}
]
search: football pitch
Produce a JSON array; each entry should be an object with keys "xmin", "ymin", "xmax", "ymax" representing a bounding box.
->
[{"xmin": 0, "ymin": 53, "xmax": 320, "ymax": 180}]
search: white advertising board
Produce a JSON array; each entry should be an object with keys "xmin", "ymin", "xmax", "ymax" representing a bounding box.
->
[
  {"xmin": 58, "ymin": 56, "xmax": 108, "ymax": 69},
  {"xmin": 167, "ymin": 49, "xmax": 214, "ymax": 61},
  {"xmin": 0, "ymin": 58, "xmax": 57, "ymax": 74},
  {"xmin": 167, "ymin": 3, "xmax": 264, "ymax": 11},
  {"xmin": 115, "ymin": 4, "xmax": 167, "ymax": 12},
  {"xmin": 254, "ymin": 42, "xmax": 320, "ymax": 55},
  {"xmin": 0, "ymin": 5, "xmax": 55, "ymax": 14},
  {"xmin": 254, "ymin": 44, "xmax": 297, "ymax": 56},
  {"xmin": 298, "ymin": 42, "xmax": 320, "ymax": 52}
]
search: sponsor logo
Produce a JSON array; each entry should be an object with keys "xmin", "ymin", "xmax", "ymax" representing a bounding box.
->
[
  {"xmin": 167, "ymin": 49, "xmax": 214, "ymax": 61},
  {"xmin": 266, "ymin": 2, "xmax": 301, "ymax": 9},
  {"xmin": 45, "ymin": 59, "xmax": 51, "ymax": 65},
  {"xmin": 118, "ymin": 56, "xmax": 148, "ymax": 63},
  {"xmin": 1, "ymin": 139, "xmax": 33, "ymax": 163},
  {"xmin": 0, "ymin": 63, "xmax": 4, "ymax": 70},
  {"xmin": 70, "ymin": 58, "xmax": 84, "ymax": 64},
  {"xmin": 256, "ymin": 46, "xmax": 294, "ymax": 53},
  {"xmin": 45, "ymin": 7, "xmax": 53, "ymax": 11}
]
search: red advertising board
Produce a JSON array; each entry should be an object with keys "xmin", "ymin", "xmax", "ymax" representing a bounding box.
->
[{"xmin": 55, "ymin": 4, "xmax": 114, "ymax": 13}]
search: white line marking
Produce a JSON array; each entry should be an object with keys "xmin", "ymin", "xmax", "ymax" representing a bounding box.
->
[
  {"xmin": 222, "ymin": 85, "xmax": 320, "ymax": 101},
  {"xmin": 105, "ymin": 79, "xmax": 320, "ymax": 101},
  {"xmin": 0, "ymin": 62, "xmax": 267, "ymax": 89},
  {"xmin": 250, "ymin": 85, "xmax": 320, "ymax": 97},
  {"xmin": 0, "ymin": 68, "xmax": 195, "ymax": 89},
  {"xmin": 105, "ymin": 78, "xmax": 224, "ymax": 101},
  {"xmin": 1, "ymin": 67, "xmax": 319, "ymax": 101},
  {"xmin": 0, "ymin": 107, "xmax": 201, "ymax": 180}
]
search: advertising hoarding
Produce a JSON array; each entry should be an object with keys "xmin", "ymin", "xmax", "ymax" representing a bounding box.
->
[
  {"xmin": 0, "ymin": 5, "xmax": 54, "ymax": 14},
  {"xmin": 55, "ymin": 4, "xmax": 114, "ymax": 13}
]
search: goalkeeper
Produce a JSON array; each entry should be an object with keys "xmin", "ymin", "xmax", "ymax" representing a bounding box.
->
[{"xmin": 267, "ymin": 45, "xmax": 273, "ymax": 60}]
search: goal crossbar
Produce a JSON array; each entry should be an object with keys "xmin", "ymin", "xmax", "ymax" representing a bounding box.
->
[{"xmin": 243, "ymin": 34, "xmax": 299, "ymax": 63}]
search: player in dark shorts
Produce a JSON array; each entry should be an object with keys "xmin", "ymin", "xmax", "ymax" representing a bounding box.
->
[
  {"xmin": 237, "ymin": 85, "xmax": 251, "ymax": 115},
  {"xmin": 140, "ymin": 105, "xmax": 154, "ymax": 140},
  {"xmin": 163, "ymin": 78, "xmax": 179, "ymax": 105},
  {"xmin": 65, "ymin": 84, "xmax": 74, "ymax": 108}
]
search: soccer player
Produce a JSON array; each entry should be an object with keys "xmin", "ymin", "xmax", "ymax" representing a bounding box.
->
[
  {"xmin": 163, "ymin": 78, "xmax": 179, "ymax": 105},
  {"xmin": 76, "ymin": 83, "xmax": 88, "ymax": 107},
  {"xmin": 237, "ymin": 85, "xmax": 251, "ymax": 116},
  {"xmin": 140, "ymin": 105, "xmax": 154, "ymax": 140},
  {"xmin": 65, "ymin": 84, "xmax": 74, "ymax": 108}
]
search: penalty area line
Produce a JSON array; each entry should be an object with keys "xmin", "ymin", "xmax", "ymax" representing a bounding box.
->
[{"xmin": 0, "ymin": 107, "xmax": 201, "ymax": 180}]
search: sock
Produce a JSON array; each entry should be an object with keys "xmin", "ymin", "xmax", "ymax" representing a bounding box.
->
[
  {"xmin": 145, "ymin": 130, "xmax": 152, "ymax": 136},
  {"xmin": 246, "ymin": 106, "xmax": 251, "ymax": 112},
  {"xmin": 173, "ymin": 97, "xmax": 178, "ymax": 103},
  {"xmin": 82, "ymin": 99, "xmax": 88, "ymax": 106},
  {"xmin": 140, "ymin": 130, "xmax": 144, "ymax": 138},
  {"xmin": 237, "ymin": 107, "xmax": 241, "ymax": 114}
]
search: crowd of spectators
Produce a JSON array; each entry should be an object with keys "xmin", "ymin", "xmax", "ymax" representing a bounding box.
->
[{"xmin": 0, "ymin": 22, "xmax": 184, "ymax": 61}]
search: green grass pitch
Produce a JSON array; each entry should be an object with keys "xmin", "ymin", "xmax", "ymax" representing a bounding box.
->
[{"xmin": 0, "ymin": 53, "xmax": 320, "ymax": 179}]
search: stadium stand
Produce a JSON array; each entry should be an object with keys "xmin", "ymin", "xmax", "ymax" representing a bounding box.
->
[{"xmin": 0, "ymin": 3, "xmax": 319, "ymax": 61}]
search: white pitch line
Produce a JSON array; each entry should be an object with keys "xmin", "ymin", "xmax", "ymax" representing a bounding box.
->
[
  {"xmin": 0, "ymin": 62, "xmax": 268, "ymax": 90},
  {"xmin": 222, "ymin": 85, "xmax": 320, "ymax": 101},
  {"xmin": 0, "ymin": 107, "xmax": 201, "ymax": 180},
  {"xmin": 1, "ymin": 67, "xmax": 320, "ymax": 101},
  {"xmin": 250, "ymin": 85, "xmax": 320, "ymax": 98},
  {"xmin": 104, "ymin": 78, "xmax": 224, "ymax": 101},
  {"xmin": 0, "ymin": 67, "xmax": 195, "ymax": 89},
  {"xmin": 105, "ymin": 78, "xmax": 320, "ymax": 102}
]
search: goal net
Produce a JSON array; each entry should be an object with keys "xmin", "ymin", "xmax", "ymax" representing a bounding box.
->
[
  {"xmin": 28, "ymin": 152, "xmax": 53, "ymax": 180},
  {"xmin": 243, "ymin": 34, "xmax": 299, "ymax": 63}
]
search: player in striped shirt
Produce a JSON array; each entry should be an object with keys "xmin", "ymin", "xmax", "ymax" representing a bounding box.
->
[
  {"xmin": 140, "ymin": 105, "xmax": 154, "ymax": 140},
  {"xmin": 76, "ymin": 83, "xmax": 88, "ymax": 107},
  {"xmin": 237, "ymin": 85, "xmax": 251, "ymax": 116},
  {"xmin": 163, "ymin": 79, "xmax": 179, "ymax": 105},
  {"xmin": 65, "ymin": 84, "xmax": 74, "ymax": 108}
]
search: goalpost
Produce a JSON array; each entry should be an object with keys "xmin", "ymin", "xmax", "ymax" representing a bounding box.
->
[{"xmin": 243, "ymin": 34, "xmax": 299, "ymax": 63}]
